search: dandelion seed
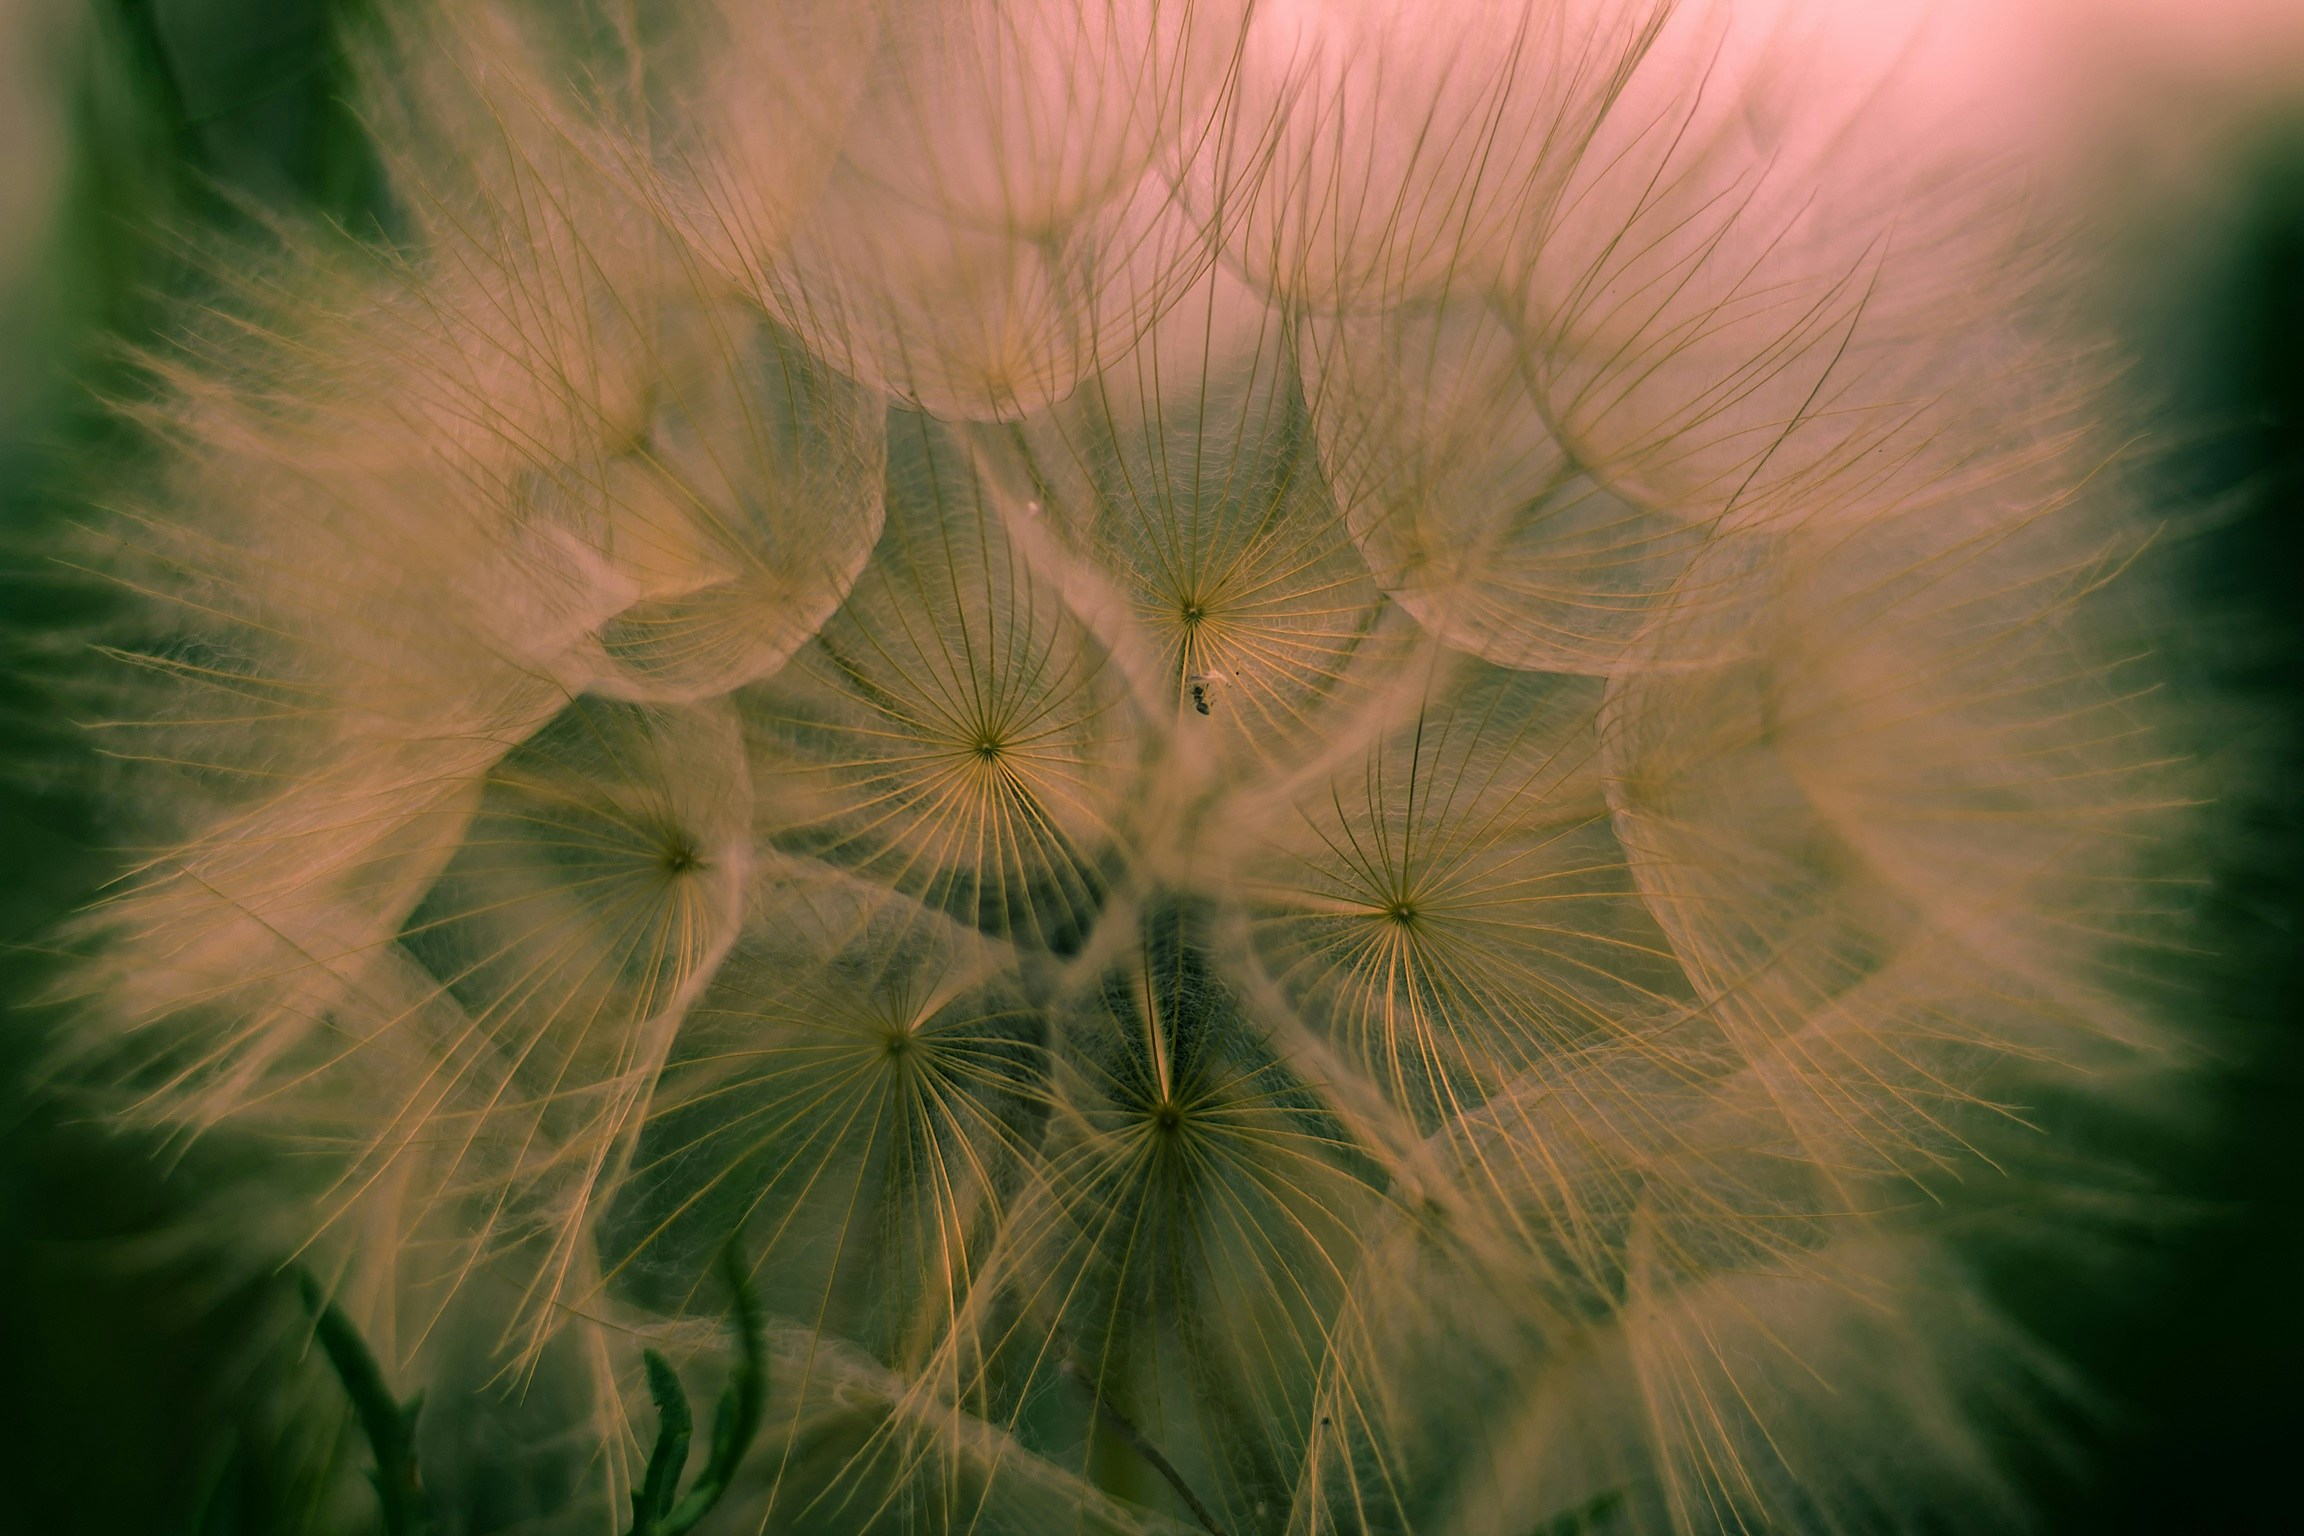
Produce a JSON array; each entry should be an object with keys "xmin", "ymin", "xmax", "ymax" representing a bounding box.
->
[
  {"xmin": 999, "ymin": 259, "xmax": 1415, "ymax": 780},
  {"xmin": 743, "ymin": 408, "xmax": 1145, "ymax": 952}
]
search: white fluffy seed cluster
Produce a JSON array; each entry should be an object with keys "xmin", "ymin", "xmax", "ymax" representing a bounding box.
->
[{"xmin": 74, "ymin": 1, "xmax": 2189, "ymax": 1532}]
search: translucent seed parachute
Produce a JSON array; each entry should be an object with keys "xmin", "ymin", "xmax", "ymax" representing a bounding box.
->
[{"xmin": 58, "ymin": 1, "xmax": 2198, "ymax": 1532}]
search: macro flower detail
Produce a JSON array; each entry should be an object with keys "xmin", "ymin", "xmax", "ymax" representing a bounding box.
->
[{"xmin": 65, "ymin": 2, "xmax": 2191, "ymax": 1533}]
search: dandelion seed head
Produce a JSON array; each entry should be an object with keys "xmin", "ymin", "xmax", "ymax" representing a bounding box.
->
[{"xmin": 61, "ymin": 0, "xmax": 2202, "ymax": 1531}]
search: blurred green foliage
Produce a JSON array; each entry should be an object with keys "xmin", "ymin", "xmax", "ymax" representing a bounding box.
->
[
  {"xmin": 0, "ymin": 4, "xmax": 387, "ymax": 1532},
  {"xmin": 2013, "ymin": 121, "xmax": 2304, "ymax": 1536}
]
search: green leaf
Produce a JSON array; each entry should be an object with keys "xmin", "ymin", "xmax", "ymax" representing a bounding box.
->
[
  {"xmin": 628, "ymin": 1350, "xmax": 694, "ymax": 1535},
  {"xmin": 660, "ymin": 1245, "xmax": 768, "ymax": 1536},
  {"xmin": 295, "ymin": 1270, "xmax": 431, "ymax": 1536},
  {"xmin": 623, "ymin": 1245, "xmax": 768, "ymax": 1536},
  {"xmin": 1529, "ymin": 1490, "xmax": 1624, "ymax": 1536}
]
